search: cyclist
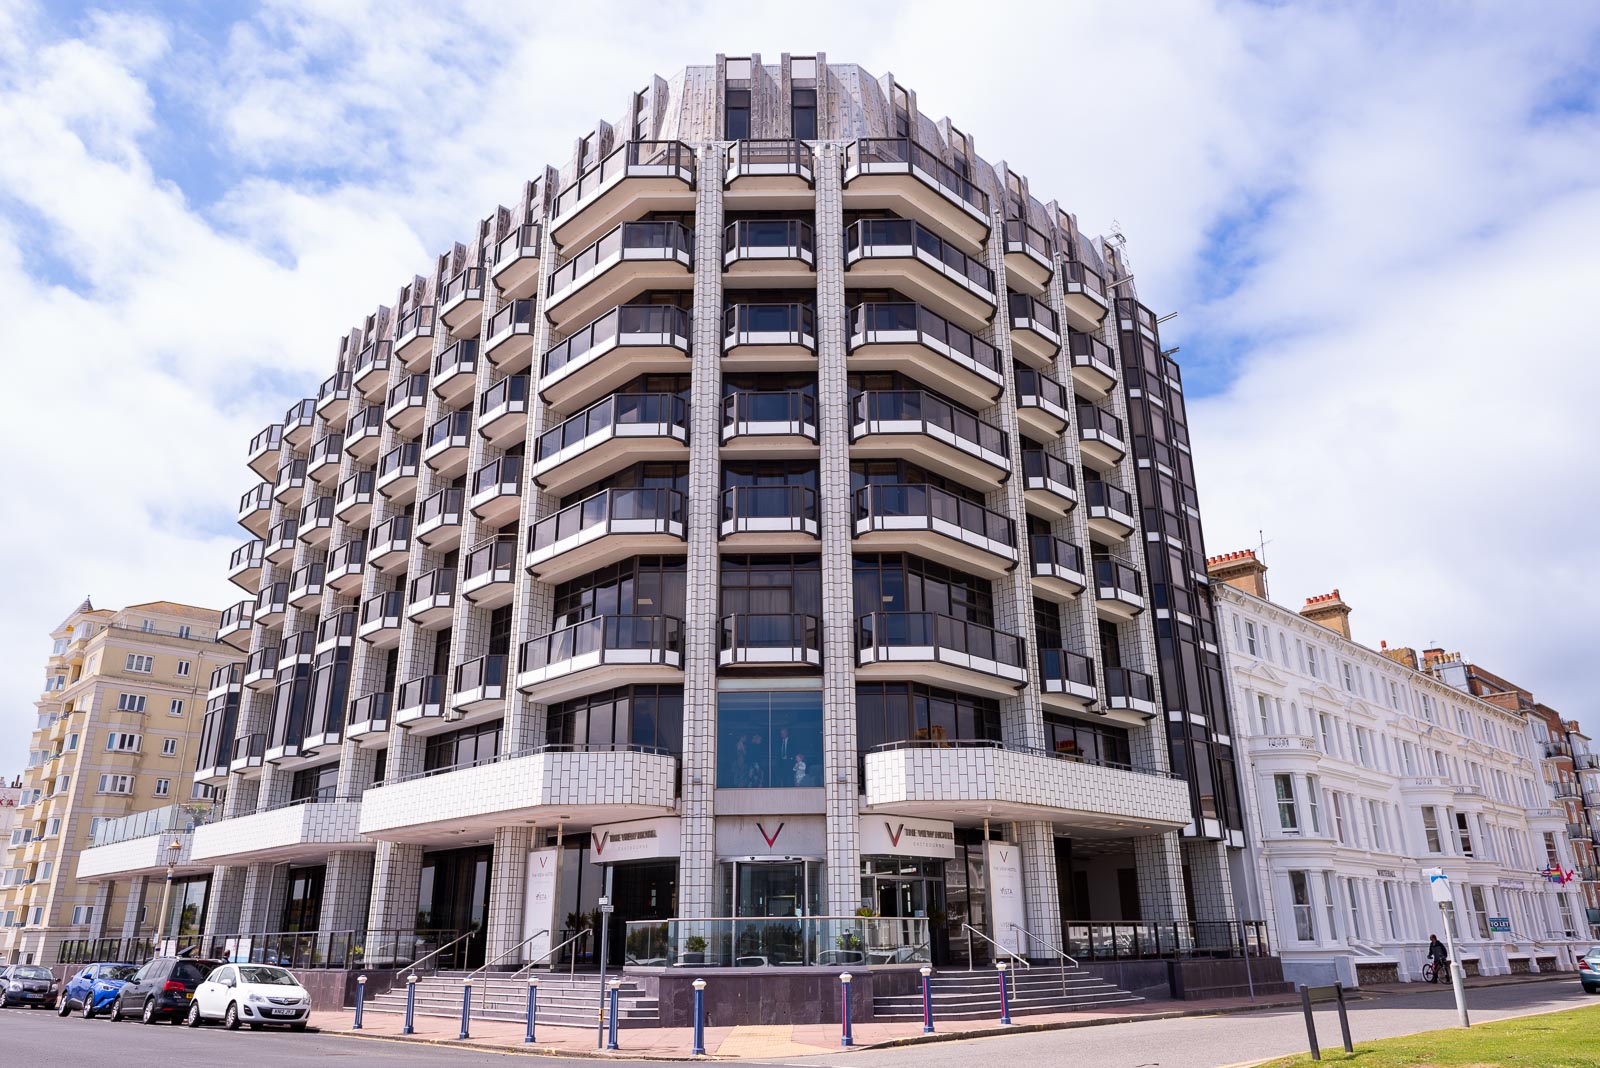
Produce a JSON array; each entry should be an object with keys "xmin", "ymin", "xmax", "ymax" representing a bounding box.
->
[{"xmin": 1426, "ymin": 933, "xmax": 1449, "ymax": 981}]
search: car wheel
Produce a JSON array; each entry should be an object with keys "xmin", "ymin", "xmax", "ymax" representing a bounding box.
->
[
  {"xmin": 56, "ymin": 998, "xmax": 71, "ymax": 1017},
  {"xmin": 186, "ymin": 1002, "xmax": 203, "ymax": 1028},
  {"xmin": 224, "ymin": 1001, "xmax": 241, "ymax": 1030},
  {"xmin": 82, "ymin": 997, "xmax": 95, "ymax": 1020},
  {"xmin": 141, "ymin": 997, "xmax": 158, "ymax": 1025},
  {"xmin": 109, "ymin": 996, "xmax": 122, "ymax": 1021},
  {"xmin": 1585, "ymin": 983, "xmax": 1599, "ymax": 994}
]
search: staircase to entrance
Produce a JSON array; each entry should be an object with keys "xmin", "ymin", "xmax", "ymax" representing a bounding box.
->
[
  {"xmin": 364, "ymin": 970, "xmax": 659, "ymax": 1028},
  {"xmin": 873, "ymin": 964, "xmax": 1144, "ymax": 1019}
]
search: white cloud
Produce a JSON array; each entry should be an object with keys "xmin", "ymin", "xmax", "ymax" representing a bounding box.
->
[{"xmin": 0, "ymin": 0, "xmax": 1596, "ymax": 777}]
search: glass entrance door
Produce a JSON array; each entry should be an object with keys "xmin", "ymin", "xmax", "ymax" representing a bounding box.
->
[
  {"xmin": 721, "ymin": 859, "xmax": 823, "ymax": 966},
  {"xmin": 417, "ymin": 844, "xmax": 493, "ymax": 967}
]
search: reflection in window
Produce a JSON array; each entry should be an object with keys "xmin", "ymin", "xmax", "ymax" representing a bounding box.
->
[{"xmin": 717, "ymin": 690, "xmax": 823, "ymax": 788}]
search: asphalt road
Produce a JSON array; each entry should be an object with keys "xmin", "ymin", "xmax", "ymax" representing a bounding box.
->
[{"xmin": 0, "ymin": 979, "xmax": 1590, "ymax": 1066}]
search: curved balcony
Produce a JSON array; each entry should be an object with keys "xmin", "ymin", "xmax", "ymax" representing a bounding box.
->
[
  {"xmin": 279, "ymin": 628, "xmax": 317, "ymax": 669},
  {"xmin": 540, "ymin": 303, "xmax": 691, "ymax": 414},
  {"xmin": 723, "ymin": 219, "xmax": 815, "ymax": 286},
  {"xmin": 395, "ymin": 304, "xmax": 436, "ymax": 371},
  {"xmin": 720, "ymin": 485, "xmax": 819, "ymax": 548},
  {"xmin": 432, "ymin": 338, "xmax": 479, "ymax": 405},
  {"xmin": 857, "ymin": 612, "xmax": 1026, "ymax": 696},
  {"xmin": 452, "ymin": 654, "xmax": 508, "ymax": 714},
  {"xmin": 358, "ymin": 590, "xmax": 404, "ymax": 648},
  {"xmin": 862, "ymin": 740, "xmax": 1189, "ymax": 832},
  {"xmin": 1039, "ymin": 648, "xmax": 1097, "ymax": 711},
  {"xmin": 439, "ymin": 265, "xmax": 485, "ymax": 336},
  {"xmin": 850, "ymin": 390, "xmax": 1010, "ymax": 489},
  {"xmin": 725, "ymin": 139, "xmax": 815, "ymax": 201},
  {"xmin": 265, "ymin": 518, "xmax": 298, "ymax": 564},
  {"xmin": 283, "ymin": 398, "xmax": 317, "ymax": 448},
  {"xmin": 298, "ymin": 495, "xmax": 335, "ymax": 548},
  {"xmin": 719, "ymin": 613, "xmax": 822, "ymax": 669},
  {"xmin": 1061, "ymin": 259, "xmax": 1110, "ymax": 331},
  {"xmin": 316, "ymin": 370, "xmax": 353, "ymax": 424},
  {"xmin": 1094, "ymin": 559, "xmax": 1145, "ymax": 621},
  {"xmin": 844, "ymin": 218, "xmax": 996, "ymax": 329},
  {"xmin": 334, "ymin": 469, "xmax": 374, "ymax": 524},
  {"xmin": 253, "ymin": 581, "xmax": 288, "ymax": 628},
  {"xmin": 352, "ymin": 339, "xmax": 392, "ymax": 399},
  {"xmin": 1003, "ymin": 218, "xmax": 1054, "ymax": 294},
  {"xmin": 385, "ymin": 373, "xmax": 429, "ymax": 434},
  {"xmin": 345, "ymin": 691, "xmax": 390, "ymax": 744},
  {"xmin": 516, "ymin": 615, "xmax": 684, "ymax": 702},
  {"xmin": 550, "ymin": 140, "xmax": 695, "ymax": 253},
  {"xmin": 407, "ymin": 568, "xmax": 456, "ymax": 630},
  {"xmin": 376, "ymin": 443, "xmax": 420, "ymax": 502},
  {"xmin": 491, "ymin": 222, "xmax": 543, "ymax": 301},
  {"xmin": 1085, "ymin": 481, "xmax": 1136, "ymax": 541},
  {"xmin": 1077, "ymin": 403, "xmax": 1126, "ymax": 471},
  {"xmin": 423, "ymin": 410, "xmax": 472, "ymax": 477},
  {"xmin": 368, "ymin": 515, "xmax": 412, "ymax": 574},
  {"xmin": 288, "ymin": 562, "xmax": 325, "ymax": 609},
  {"xmin": 229, "ymin": 732, "xmax": 266, "ymax": 775},
  {"xmin": 243, "ymin": 646, "xmax": 278, "ymax": 690},
  {"xmin": 272, "ymin": 458, "xmax": 307, "ymax": 504},
  {"xmin": 544, "ymin": 220, "xmax": 693, "ymax": 330},
  {"xmin": 722, "ymin": 303, "xmax": 816, "ymax": 369},
  {"xmin": 842, "ymin": 138, "xmax": 990, "ymax": 254},
  {"xmin": 326, "ymin": 538, "xmax": 366, "ymax": 593},
  {"xmin": 462, "ymin": 537, "xmax": 517, "ymax": 608},
  {"xmin": 417, "ymin": 487, "xmax": 464, "ymax": 550},
  {"xmin": 1105, "ymin": 666, "xmax": 1157, "ymax": 717},
  {"xmin": 396, "ymin": 673, "xmax": 446, "ymax": 726},
  {"xmin": 247, "ymin": 423, "xmax": 283, "ymax": 480},
  {"xmin": 478, "ymin": 373, "xmax": 530, "ymax": 448},
  {"xmin": 238, "ymin": 482, "xmax": 273, "ymax": 537},
  {"xmin": 1029, "ymin": 534, "xmax": 1086, "ymax": 602},
  {"xmin": 846, "ymin": 302, "xmax": 1001, "ymax": 409},
  {"xmin": 1022, "ymin": 449, "xmax": 1077, "ymax": 519},
  {"xmin": 218, "ymin": 600, "xmax": 255, "ymax": 648},
  {"xmin": 721, "ymin": 390, "xmax": 818, "ymax": 454},
  {"xmin": 1069, "ymin": 331, "xmax": 1118, "ymax": 399},
  {"xmin": 525, "ymin": 487, "xmax": 686, "ymax": 584},
  {"xmin": 1015, "ymin": 368, "xmax": 1070, "ymax": 439},
  {"xmin": 1006, "ymin": 291, "xmax": 1061, "ymax": 368},
  {"xmin": 315, "ymin": 607, "xmax": 357, "ymax": 654},
  {"xmin": 344, "ymin": 404, "xmax": 385, "ymax": 462},
  {"xmin": 531, "ymin": 392, "xmax": 688, "ymax": 497},
  {"xmin": 470, "ymin": 455, "xmax": 524, "ymax": 525},
  {"xmin": 852, "ymin": 483, "xmax": 1016, "ymax": 578},
  {"xmin": 306, "ymin": 433, "xmax": 343, "ymax": 483},
  {"xmin": 484, "ymin": 298, "xmax": 536, "ymax": 373}
]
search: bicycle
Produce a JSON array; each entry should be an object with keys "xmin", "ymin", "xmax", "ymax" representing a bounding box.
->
[{"xmin": 1421, "ymin": 959, "xmax": 1448, "ymax": 983}]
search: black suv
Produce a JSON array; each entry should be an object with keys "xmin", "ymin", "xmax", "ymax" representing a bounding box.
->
[{"xmin": 111, "ymin": 957, "xmax": 221, "ymax": 1024}]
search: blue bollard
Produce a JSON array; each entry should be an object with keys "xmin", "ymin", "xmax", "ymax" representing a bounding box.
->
[
  {"xmin": 920, "ymin": 965, "xmax": 934, "ymax": 1033},
  {"xmin": 402, "ymin": 974, "xmax": 418, "ymax": 1035},
  {"xmin": 840, "ymin": 972, "xmax": 854, "ymax": 1047},
  {"xmin": 607, "ymin": 978, "xmax": 621, "ymax": 1050},
  {"xmin": 691, "ymin": 978, "xmax": 707, "ymax": 1056},
  {"xmin": 459, "ymin": 979, "xmax": 472, "ymax": 1040},
  {"xmin": 353, "ymin": 974, "xmax": 367, "ymax": 1030},
  {"xmin": 997, "ymin": 961, "xmax": 1012, "ymax": 1025},
  {"xmin": 525, "ymin": 978, "xmax": 538, "ymax": 1044}
]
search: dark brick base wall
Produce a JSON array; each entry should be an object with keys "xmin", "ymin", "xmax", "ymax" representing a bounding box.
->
[
  {"xmin": 630, "ymin": 967, "xmax": 923, "ymax": 1027},
  {"xmin": 1355, "ymin": 962, "xmax": 1400, "ymax": 985}
]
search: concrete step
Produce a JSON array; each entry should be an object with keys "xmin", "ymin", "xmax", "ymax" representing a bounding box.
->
[{"xmin": 873, "ymin": 967, "xmax": 1145, "ymax": 1020}]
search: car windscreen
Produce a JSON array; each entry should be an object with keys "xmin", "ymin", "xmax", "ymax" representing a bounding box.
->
[
  {"xmin": 11, "ymin": 966, "xmax": 52, "ymax": 980},
  {"xmin": 237, "ymin": 966, "xmax": 297, "ymax": 986},
  {"xmin": 98, "ymin": 965, "xmax": 138, "ymax": 981},
  {"xmin": 171, "ymin": 961, "xmax": 211, "ymax": 985}
]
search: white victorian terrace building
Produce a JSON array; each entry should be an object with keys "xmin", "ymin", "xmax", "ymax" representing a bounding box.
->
[{"xmin": 1209, "ymin": 551, "xmax": 1588, "ymax": 987}]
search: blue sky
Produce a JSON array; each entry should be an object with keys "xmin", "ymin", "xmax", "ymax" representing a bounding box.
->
[{"xmin": 0, "ymin": 0, "xmax": 1598, "ymax": 769}]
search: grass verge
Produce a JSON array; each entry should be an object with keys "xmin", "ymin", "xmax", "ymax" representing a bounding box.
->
[{"xmin": 1258, "ymin": 1005, "xmax": 1600, "ymax": 1067}]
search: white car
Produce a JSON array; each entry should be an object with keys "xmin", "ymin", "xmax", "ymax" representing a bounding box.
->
[{"xmin": 184, "ymin": 963, "xmax": 311, "ymax": 1031}]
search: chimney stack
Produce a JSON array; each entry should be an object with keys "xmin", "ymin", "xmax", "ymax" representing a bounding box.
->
[
  {"xmin": 1206, "ymin": 549, "xmax": 1268, "ymax": 599},
  {"xmin": 1300, "ymin": 589, "xmax": 1353, "ymax": 640},
  {"xmin": 1379, "ymin": 640, "xmax": 1419, "ymax": 671}
]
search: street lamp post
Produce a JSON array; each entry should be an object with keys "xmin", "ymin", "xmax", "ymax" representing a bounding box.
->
[{"xmin": 152, "ymin": 839, "xmax": 183, "ymax": 952}]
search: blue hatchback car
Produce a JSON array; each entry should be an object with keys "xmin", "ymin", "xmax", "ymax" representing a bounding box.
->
[{"xmin": 57, "ymin": 962, "xmax": 139, "ymax": 1019}]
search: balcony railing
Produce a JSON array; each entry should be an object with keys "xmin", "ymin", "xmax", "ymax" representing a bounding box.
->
[
  {"xmin": 723, "ymin": 302, "xmax": 816, "ymax": 344},
  {"xmin": 852, "ymin": 390, "xmax": 1008, "ymax": 459},
  {"xmin": 853, "ymin": 483, "xmax": 1014, "ymax": 549},
  {"xmin": 535, "ymin": 393, "xmax": 688, "ymax": 464},
  {"xmin": 245, "ymin": 646, "xmax": 278, "ymax": 679},
  {"xmin": 552, "ymin": 140, "xmax": 696, "ymax": 221},
  {"xmin": 727, "ymin": 139, "xmax": 815, "ymax": 182},
  {"xmin": 395, "ymin": 303, "xmax": 435, "ymax": 344},
  {"xmin": 720, "ymin": 613, "xmax": 822, "ymax": 664},
  {"xmin": 1003, "ymin": 218, "xmax": 1052, "ymax": 264},
  {"xmin": 528, "ymin": 487, "xmax": 686, "ymax": 553},
  {"xmin": 1023, "ymin": 449, "xmax": 1076, "ymax": 492},
  {"xmin": 1008, "ymin": 291, "xmax": 1060, "ymax": 338},
  {"xmin": 1069, "ymin": 331, "xmax": 1116, "ymax": 375},
  {"xmin": 1086, "ymin": 480, "xmax": 1134, "ymax": 520},
  {"xmin": 377, "ymin": 443, "xmax": 420, "ymax": 482},
  {"xmin": 1016, "ymin": 368, "xmax": 1070, "ymax": 415},
  {"xmin": 219, "ymin": 600, "xmax": 254, "ymax": 631},
  {"xmin": 90, "ymin": 802, "xmax": 217, "ymax": 848},
  {"xmin": 418, "ymin": 487, "xmax": 464, "ymax": 527},
  {"xmin": 279, "ymin": 629, "xmax": 317, "ymax": 661},
  {"xmin": 336, "ymin": 470, "xmax": 374, "ymax": 508},
  {"xmin": 327, "ymin": 538, "xmax": 365, "ymax": 575},
  {"xmin": 353, "ymin": 339, "xmax": 391, "ymax": 381},
  {"xmin": 409, "ymin": 566, "xmax": 456, "ymax": 603},
  {"xmin": 346, "ymin": 404, "xmax": 384, "ymax": 438},
  {"xmin": 1096, "ymin": 559, "xmax": 1143, "ymax": 598},
  {"xmin": 543, "ymin": 304, "xmax": 691, "ymax": 380},
  {"xmin": 722, "ymin": 390, "xmax": 816, "ymax": 435},
  {"xmin": 397, "ymin": 674, "xmax": 446, "ymax": 714},
  {"xmin": 471, "ymin": 454, "xmax": 523, "ymax": 498},
  {"xmin": 1031, "ymin": 534, "xmax": 1085, "ymax": 576},
  {"xmin": 546, "ymin": 220, "xmax": 693, "ymax": 298},
  {"xmin": 248, "ymin": 424, "xmax": 282, "ymax": 457},
  {"xmin": 494, "ymin": 222, "xmax": 541, "ymax": 267},
  {"xmin": 426, "ymin": 410, "xmax": 472, "ymax": 451},
  {"xmin": 464, "ymin": 537, "xmax": 516, "ymax": 582},
  {"xmin": 487, "ymin": 297, "xmax": 535, "ymax": 344},
  {"xmin": 369, "ymin": 515, "xmax": 412, "ymax": 550},
  {"xmin": 1062, "ymin": 259, "xmax": 1106, "ymax": 300},
  {"xmin": 1105, "ymin": 666, "xmax": 1156, "ymax": 710},
  {"xmin": 1040, "ymin": 647, "xmax": 1095, "ymax": 692},
  {"xmin": 454, "ymin": 653, "xmax": 508, "ymax": 695},
  {"xmin": 856, "ymin": 612, "xmax": 1024, "ymax": 672},
  {"xmin": 846, "ymin": 301, "xmax": 1002, "ymax": 381},
  {"xmin": 283, "ymin": 397, "xmax": 316, "ymax": 429},
  {"xmin": 433, "ymin": 338, "xmax": 479, "ymax": 384},
  {"xmin": 274, "ymin": 458, "xmax": 307, "ymax": 490},
  {"xmin": 233, "ymin": 732, "xmax": 267, "ymax": 764},
  {"xmin": 520, "ymin": 615, "xmax": 685, "ymax": 674},
  {"xmin": 299, "ymin": 495, "xmax": 335, "ymax": 526},
  {"xmin": 479, "ymin": 372, "xmax": 530, "ymax": 419},
  {"xmin": 723, "ymin": 219, "xmax": 815, "ymax": 261},
  {"xmin": 844, "ymin": 218, "xmax": 994, "ymax": 296},
  {"xmin": 440, "ymin": 265, "xmax": 484, "ymax": 307},
  {"xmin": 844, "ymin": 137, "xmax": 989, "ymax": 217},
  {"xmin": 347, "ymin": 691, "xmax": 390, "ymax": 730},
  {"xmin": 722, "ymin": 485, "xmax": 818, "ymax": 528},
  {"xmin": 1078, "ymin": 402, "xmax": 1125, "ymax": 442},
  {"xmin": 386, "ymin": 373, "xmax": 428, "ymax": 413},
  {"xmin": 317, "ymin": 608, "xmax": 357, "ymax": 645},
  {"xmin": 253, "ymin": 581, "xmax": 287, "ymax": 614}
]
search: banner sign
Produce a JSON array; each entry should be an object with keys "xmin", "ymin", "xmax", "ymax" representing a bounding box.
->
[
  {"xmin": 1488, "ymin": 916, "xmax": 1511, "ymax": 933},
  {"xmin": 859, "ymin": 815, "xmax": 957, "ymax": 860},
  {"xmin": 524, "ymin": 848, "xmax": 560, "ymax": 963},
  {"xmin": 985, "ymin": 840, "xmax": 1027, "ymax": 957},
  {"xmin": 590, "ymin": 817, "xmax": 681, "ymax": 864}
]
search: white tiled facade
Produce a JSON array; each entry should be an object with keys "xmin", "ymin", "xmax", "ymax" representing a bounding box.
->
[{"xmin": 1217, "ymin": 579, "xmax": 1590, "ymax": 985}]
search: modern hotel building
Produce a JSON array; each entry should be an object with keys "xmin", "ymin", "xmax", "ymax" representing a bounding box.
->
[{"xmin": 76, "ymin": 55, "xmax": 1265, "ymax": 1005}]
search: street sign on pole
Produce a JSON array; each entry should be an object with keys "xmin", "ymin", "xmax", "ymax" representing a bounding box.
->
[{"xmin": 1423, "ymin": 868, "xmax": 1470, "ymax": 1028}]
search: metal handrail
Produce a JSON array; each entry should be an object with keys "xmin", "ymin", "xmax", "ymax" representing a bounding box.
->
[
  {"xmin": 468, "ymin": 929, "xmax": 548, "ymax": 1007},
  {"xmin": 961, "ymin": 923, "xmax": 1028, "ymax": 970},
  {"xmin": 407, "ymin": 928, "xmax": 478, "ymax": 977},
  {"xmin": 1009, "ymin": 923, "xmax": 1079, "ymax": 994},
  {"xmin": 508, "ymin": 927, "xmax": 592, "ymax": 982}
]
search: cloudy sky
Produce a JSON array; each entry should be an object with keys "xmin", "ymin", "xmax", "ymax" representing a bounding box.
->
[{"xmin": 1, "ymin": 0, "xmax": 1596, "ymax": 768}]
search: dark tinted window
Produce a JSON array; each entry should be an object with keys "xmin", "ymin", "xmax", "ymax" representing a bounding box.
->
[
  {"xmin": 172, "ymin": 961, "xmax": 209, "ymax": 984},
  {"xmin": 725, "ymin": 89, "xmax": 751, "ymax": 139},
  {"xmin": 791, "ymin": 88, "xmax": 817, "ymax": 140}
]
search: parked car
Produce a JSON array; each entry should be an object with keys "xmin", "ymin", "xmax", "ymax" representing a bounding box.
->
[
  {"xmin": 110, "ymin": 956, "xmax": 221, "ymax": 1024},
  {"xmin": 0, "ymin": 964, "xmax": 59, "ymax": 1009},
  {"xmin": 57, "ymin": 962, "xmax": 138, "ymax": 1018},
  {"xmin": 1579, "ymin": 946, "xmax": 1600, "ymax": 993},
  {"xmin": 186, "ymin": 963, "xmax": 310, "ymax": 1031}
]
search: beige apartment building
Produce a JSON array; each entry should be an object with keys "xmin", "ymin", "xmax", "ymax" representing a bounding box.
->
[{"xmin": 0, "ymin": 598, "xmax": 236, "ymax": 965}]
